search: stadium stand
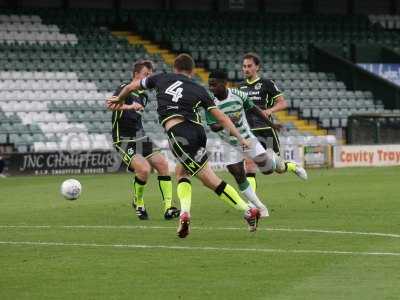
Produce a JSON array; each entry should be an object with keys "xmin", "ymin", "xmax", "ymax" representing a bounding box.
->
[
  {"xmin": 0, "ymin": 11, "xmax": 171, "ymax": 152},
  {"xmin": 1, "ymin": 9, "xmax": 400, "ymax": 153},
  {"xmin": 130, "ymin": 11, "xmax": 399, "ymax": 134},
  {"xmin": 369, "ymin": 14, "xmax": 400, "ymax": 29}
]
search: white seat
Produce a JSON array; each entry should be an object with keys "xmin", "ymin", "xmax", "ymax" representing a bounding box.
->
[
  {"xmin": 54, "ymin": 113, "xmax": 67, "ymax": 122},
  {"xmin": 70, "ymin": 141, "xmax": 82, "ymax": 151},
  {"xmin": 33, "ymin": 141, "xmax": 46, "ymax": 152},
  {"xmin": 46, "ymin": 142, "xmax": 59, "ymax": 151}
]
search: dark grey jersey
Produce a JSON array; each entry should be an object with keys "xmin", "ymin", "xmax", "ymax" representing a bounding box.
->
[
  {"xmin": 239, "ymin": 78, "xmax": 283, "ymax": 129},
  {"xmin": 140, "ymin": 73, "xmax": 216, "ymax": 126}
]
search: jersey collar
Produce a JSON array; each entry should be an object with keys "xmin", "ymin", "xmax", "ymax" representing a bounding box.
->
[{"xmin": 246, "ymin": 77, "xmax": 260, "ymax": 85}]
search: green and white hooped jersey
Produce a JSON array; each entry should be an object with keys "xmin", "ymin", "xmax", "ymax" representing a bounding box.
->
[{"xmin": 206, "ymin": 88, "xmax": 256, "ymax": 146}]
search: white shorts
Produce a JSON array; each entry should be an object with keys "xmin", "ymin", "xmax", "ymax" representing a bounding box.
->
[{"xmin": 220, "ymin": 138, "xmax": 266, "ymax": 165}]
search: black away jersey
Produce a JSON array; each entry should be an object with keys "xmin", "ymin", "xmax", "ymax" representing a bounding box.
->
[
  {"xmin": 112, "ymin": 83, "xmax": 148, "ymax": 138},
  {"xmin": 140, "ymin": 73, "xmax": 216, "ymax": 126},
  {"xmin": 239, "ymin": 77, "xmax": 283, "ymax": 129}
]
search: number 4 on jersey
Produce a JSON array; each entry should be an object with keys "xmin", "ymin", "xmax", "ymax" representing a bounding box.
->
[{"xmin": 166, "ymin": 81, "xmax": 183, "ymax": 102}]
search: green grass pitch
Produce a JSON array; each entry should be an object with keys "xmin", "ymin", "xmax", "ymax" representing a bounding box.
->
[{"xmin": 0, "ymin": 167, "xmax": 399, "ymax": 300}]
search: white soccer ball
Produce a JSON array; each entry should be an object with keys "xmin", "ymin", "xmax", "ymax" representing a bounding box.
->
[{"xmin": 60, "ymin": 179, "xmax": 82, "ymax": 200}]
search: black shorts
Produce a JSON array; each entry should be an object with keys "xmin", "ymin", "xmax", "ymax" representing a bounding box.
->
[
  {"xmin": 252, "ymin": 128, "xmax": 281, "ymax": 154},
  {"xmin": 167, "ymin": 121, "xmax": 208, "ymax": 176},
  {"xmin": 113, "ymin": 133, "xmax": 160, "ymax": 171}
]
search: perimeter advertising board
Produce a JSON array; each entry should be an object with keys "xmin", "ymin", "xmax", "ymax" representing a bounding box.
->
[{"xmin": 333, "ymin": 145, "xmax": 400, "ymax": 167}]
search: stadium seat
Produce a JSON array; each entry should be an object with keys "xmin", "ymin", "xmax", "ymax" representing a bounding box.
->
[{"xmin": 1, "ymin": 10, "xmax": 398, "ymax": 149}]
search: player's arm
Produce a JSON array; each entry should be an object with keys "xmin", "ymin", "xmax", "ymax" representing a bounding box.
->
[
  {"xmin": 265, "ymin": 95, "xmax": 287, "ymax": 116},
  {"xmin": 247, "ymin": 105, "xmax": 282, "ymax": 131},
  {"xmin": 113, "ymin": 92, "xmax": 148, "ymax": 112},
  {"xmin": 264, "ymin": 80, "xmax": 287, "ymax": 117},
  {"xmin": 201, "ymin": 89, "xmax": 250, "ymax": 148},
  {"xmin": 107, "ymin": 102, "xmax": 144, "ymax": 111},
  {"xmin": 107, "ymin": 78, "xmax": 141, "ymax": 104},
  {"xmin": 209, "ymin": 108, "xmax": 250, "ymax": 148},
  {"xmin": 107, "ymin": 73, "xmax": 158, "ymax": 105},
  {"xmin": 205, "ymin": 110, "xmax": 223, "ymax": 132},
  {"xmin": 106, "ymin": 83, "xmax": 142, "ymax": 111},
  {"xmin": 240, "ymin": 90, "xmax": 281, "ymax": 130},
  {"xmin": 106, "ymin": 95, "xmax": 143, "ymax": 111}
]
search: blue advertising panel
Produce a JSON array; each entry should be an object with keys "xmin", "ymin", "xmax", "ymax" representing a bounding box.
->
[{"xmin": 358, "ymin": 63, "xmax": 400, "ymax": 86}]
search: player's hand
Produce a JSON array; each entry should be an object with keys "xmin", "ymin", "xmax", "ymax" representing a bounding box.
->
[
  {"xmin": 239, "ymin": 138, "xmax": 251, "ymax": 151},
  {"xmin": 106, "ymin": 101, "xmax": 123, "ymax": 111},
  {"xmin": 272, "ymin": 123, "xmax": 283, "ymax": 132},
  {"xmin": 263, "ymin": 108, "xmax": 274, "ymax": 118},
  {"xmin": 128, "ymin": 102, "xmax": 144, "ymax": 111},
  {"xmin": 106, "ymin": 96, "xmax": 123, "ymax": 104}
]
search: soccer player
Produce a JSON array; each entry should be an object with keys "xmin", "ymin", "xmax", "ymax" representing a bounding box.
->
[
  {"xmin": 240, "ymin": 52, "xmax": 307, "ymax": 191},
  {"xmin": 207, "ymin": 70, "xmax": 286, "ymax": 217},
  {"xmin": 107, "ymin": 54, "xmax": 260, "ymax": 238},
  {"xmin": 108, "ymin": 60, "xmax": 179, "ymax": 221}
]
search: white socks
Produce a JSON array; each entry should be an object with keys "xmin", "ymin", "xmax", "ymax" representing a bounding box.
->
[{"xmin": 241, "ymin": 185, "xmax": 269, "ymax": 217}]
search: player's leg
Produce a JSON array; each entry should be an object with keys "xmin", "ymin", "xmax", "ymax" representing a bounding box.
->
[
  {"xmin": 249, "ymin": 136, "xmax": 308, "ymax": 181},
  {"xmin": 251, "ymin": 142, "xmax": 277, "ymax": 176},
  {"xmin": 269, "ymin": 128, "xmax": 308, "ymax": 180},
  {"xmin": 115, "ymin": 141, "xmax": 150, "ymax": 220},
  {"xmin": 226, "ymin": 161, "xmax": 269, "ymax": 217},
  {"xmin": 242, "ymin": 137, "xmax": 276, "ymax": 177},
  {"xmin": 167, "ymin": 121, "xmax": 260, "ymax": 237},
  {"xmin": 129, "ymin": 155, "xmax": 151, "ymax": 220},
  {"xmin": 174, "ymin": 163, "xmax": 192, "ymax": 238},
  {"xmin": 245, "ymin": 129, "xmax": 272, "ymax": 189},
  {"xmin": 268, "ymin": 128, "xmax": 289, "ymax": 174},
  {"xmin": 196, "ymin": 163, "xmax": 249, "ymax": 211},
  {"xmin": 186, "ymin": 125, "xmax": 253, "ymax": 213},
  {"xmin": 244, "ymin": 129, "xmax": 272, "ymax": 191},
  {"xmin": 175, "ymin": 164, "xmax": 192, "ymax": 215},
  {"xmin": 251, "ymin": 128, "xmax": 307, "ymax": 180},
  {"xmin": 195, "ymin": 163, "xmax": 260, "ymax": 231},
  {"xmin": 244, "ymin": 158, "xmax": 258, "ymax": 191},
  {"xmin": 166, "ymin": 122, "xmax": 202, "ymax": 237},
  {"xmin": 175, "ymin": 163, "xmax": 191, "ymax": 213},
  {"xmin": 250, "ymin": 138, "xmax": 305, "ymax": 182},
  {"xmin": 145, "ymin": 144, "xmax": 179, "ymax": 219}
]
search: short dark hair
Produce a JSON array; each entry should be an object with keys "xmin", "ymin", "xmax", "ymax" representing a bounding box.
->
[
  {"xmin": 174, "ymin": 53, "xmax": 195, "ymax": 72},
  {"xmin": 133, "ymin": 60, "xmax": 154, "ymax": 74},
  {"xmin": 209, "ymin": 69, "xmax": 228, "ymax": 81},
  {"xmin": 243, "ymin": 52, "xmax": 261, "ymax": 66}
]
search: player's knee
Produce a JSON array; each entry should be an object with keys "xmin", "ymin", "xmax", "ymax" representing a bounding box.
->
[
  {"xmin": 259, "ymin": 159, "xmax": 275, "ymax": 174},
  {"xmin": 137, "ymin": 169, "xmax": 150, "ymax": 180},
  {"xmin": 175, "ymin": 164, "xmax": 186, "ymax": 178},
  {"xmin": 134, "ymin": 163, "xmax": 151, "ymax": 179},
  {"xmin": 227, "ymin": 167, "xmax": 246, "ymax": 183},
  {"xmin": 154, "ymin": 158, "xmax": 169, "ymax": 176},
  {"xmin": 256, "ymin": 152, "xmax": 276, "ymax": 175},
  {"xmin": 245, "ymin": 159, "xmax": 257, "ymax": 173}
]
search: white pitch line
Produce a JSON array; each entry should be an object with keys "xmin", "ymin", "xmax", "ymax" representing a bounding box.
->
[
  {"xmin": 0, "ymin": 240, "xmax": 399, "ymax": 257},
  {"xmin": 1, "ymin": 225, "xmax": 400, "ymax": 239},
  {"xmin": 267, "ymin": 228, "xmax": 400, "ymax": 239}
]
